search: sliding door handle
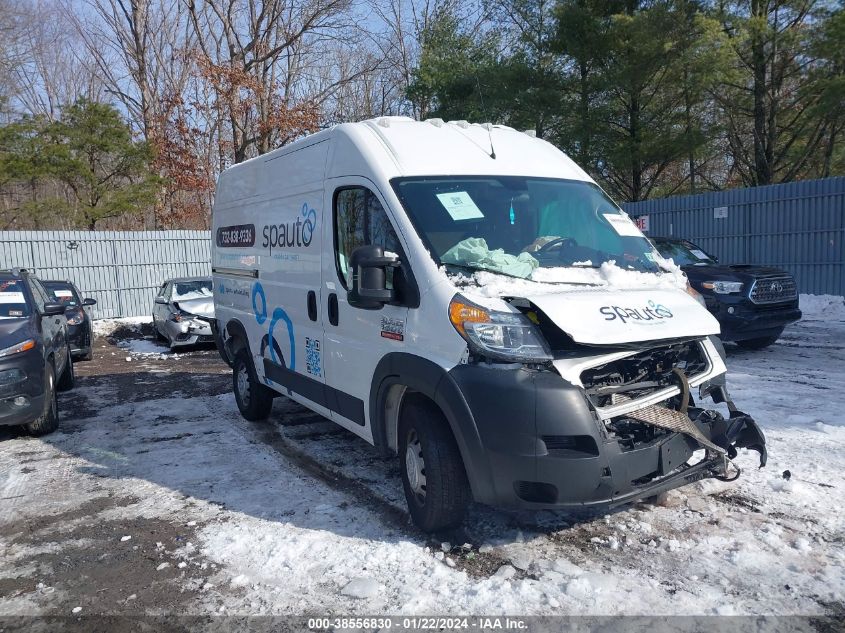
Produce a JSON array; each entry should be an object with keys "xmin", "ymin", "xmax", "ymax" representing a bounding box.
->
[{"xmin": 328, "ymin": 293, "xmax": 339, "ymax": 326}]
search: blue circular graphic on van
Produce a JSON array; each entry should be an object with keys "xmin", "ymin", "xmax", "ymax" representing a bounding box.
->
[
  {"xmin": 252, "ymin": 283, "xmax": 267, "ymax": 325},
  {"xmin": 251, "ymin": 281, "xmax": 296, "ymax": 371},
  {"xmin": 269, "ymin": 307, "xmax": 295, "ymax": 369},
  {"xmin": 301, "ymin": 203, "xmax": 317, "ymax": 246},
  {"xmin": 648, "ymin": 300, "xmax": 673, "ymax": 319}
]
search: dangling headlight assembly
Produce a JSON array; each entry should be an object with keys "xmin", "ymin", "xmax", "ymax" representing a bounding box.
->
[{"xmin": 448, "ymin": 295, "xmax": 552, "ymax": 364}]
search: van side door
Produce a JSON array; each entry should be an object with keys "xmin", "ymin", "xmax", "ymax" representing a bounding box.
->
[{"xmin": 321, "ymin": 180, "xmax": 413, "ymax": 442}]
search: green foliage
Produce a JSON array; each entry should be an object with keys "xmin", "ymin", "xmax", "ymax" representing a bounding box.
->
[
  {"xmin": 407, "ymin": 8, "xmax": 501, "ymax": 121},
  {"xmin": 408, "ymin": 0, "xmax": 843, "ymax": 200},
  {"xmin": 0, "ymin": 99, "xmax": 159, "ymax": 229}
]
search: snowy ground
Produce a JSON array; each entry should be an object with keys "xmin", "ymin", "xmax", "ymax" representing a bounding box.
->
[{"xmin": 1, "ymin": 298, "xmax": 844, "ymax": 620}]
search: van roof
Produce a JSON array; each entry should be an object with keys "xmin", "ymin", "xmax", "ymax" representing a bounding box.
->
[{"xmin": 221, "ymin": 117, "xmax": 593, "ymax": 184}]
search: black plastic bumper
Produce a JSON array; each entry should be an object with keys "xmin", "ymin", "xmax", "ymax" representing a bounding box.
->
[
  {"xmin": 0, "ymin": 350, "xmax": 46, "ymax": 427},
  {"xmin": 704, "ymin": 296, "xmax": 802, "ymax": 341},
  {"xmin": 441, "ymin": 364, "xmax": 765, "ymax": 509},
  {"xmin": 67, "ymin": 322, "xmax": 91, "ymax": 355}
]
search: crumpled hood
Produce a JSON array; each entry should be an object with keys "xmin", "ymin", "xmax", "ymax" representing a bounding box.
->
[
  {"xmin": 0, "ymin": 318, "xmax": 34, "ymax": 348},
  {"xmin": 174, "ymin": 297, "xmax": 215, "ymax": 318},
  {"xmin": 525, "ymin": 288, "xmax": 720, "ymax": 345}
]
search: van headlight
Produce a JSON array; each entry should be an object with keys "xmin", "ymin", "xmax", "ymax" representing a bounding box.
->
[{"xmin": 449, "ymin": 295, "xmax": 552, "ymax": 363}]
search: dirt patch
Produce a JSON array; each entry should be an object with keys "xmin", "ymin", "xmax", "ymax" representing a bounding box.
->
[{"xmin": 2, "ymin": 496, "xmax": 214, "ymax": 615}]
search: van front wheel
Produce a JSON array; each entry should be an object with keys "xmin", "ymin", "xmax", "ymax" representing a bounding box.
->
[
  {"xmin": 233, "ymin": 348, "xmax": 274, "ymax": 421},
  {"xmin": 399, "ymin": 398, "xmax": 470, "ymax": 532}
]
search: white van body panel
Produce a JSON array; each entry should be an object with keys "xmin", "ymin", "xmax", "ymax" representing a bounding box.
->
[
  {"xmin": 212, "ymin": 115, "xmax": 718, "ymax": 440},
  {"xmin": 527, "ymin": 288, "xmax": 720, "ymax": 345}
]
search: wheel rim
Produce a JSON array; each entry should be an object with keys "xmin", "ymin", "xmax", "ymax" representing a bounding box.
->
[
  {"xmin": 405, "ymin": 429, "xmax": 427, "ymax": 503},
  {"xmin": 237, "ymin": 364, "xmax": 250, "ymax": 406}
]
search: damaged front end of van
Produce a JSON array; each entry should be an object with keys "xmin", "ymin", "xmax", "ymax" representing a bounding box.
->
[{"xmin": 443, "ymin": 290, "xmax": 767, "ymax": 509}]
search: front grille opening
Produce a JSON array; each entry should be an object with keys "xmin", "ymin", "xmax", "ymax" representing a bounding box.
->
[
  {"xmin": 541, "ymin": 434, "xmax": 599, "ymax": 457},
  {"xmin": 514, "ymin": 481, "xmax": 558, "ymax": 504},
  {"xmin": 606, "ymin": 417, "xmax": 672, "ymax": 451},
  {"xmin": 580, "ymin": 342, "xmax": 708, "ymax": 408},
  {"xmin": 750, "ymin": 276, "xmax": 797, "ymax": 304}
]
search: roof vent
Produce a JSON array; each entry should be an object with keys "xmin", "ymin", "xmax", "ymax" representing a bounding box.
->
[
  {"xmin": 452, "ymin": 120, "xmax": 470, "ymax": 129},
  {"xmin": 523, "ymin": 129, "xmax": 537, "ymax": 137},
  {"xmin": 426, "ymin": 118, "xmax": 445, "ymax": 127},
  {"xmin": 376, "ymin": 117, "xmax": 391, "ymax": 128}
]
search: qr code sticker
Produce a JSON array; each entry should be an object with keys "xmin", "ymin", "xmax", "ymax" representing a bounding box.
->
[{"xmin": 305, "ymin": 337, "xmax": 321, "ymax": 377}]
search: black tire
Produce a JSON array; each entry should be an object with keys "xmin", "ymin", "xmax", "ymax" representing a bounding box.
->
[
  {"xmin": 56, "ymin": 347, "xmax": 75, "ymax": 391},
  {"xmin": 399, "ymin": 396, "xmax": 471, "ymax": 532},
  {"xmin": 26, "ymin": 362, "xmax": 58, "ymax": 436},
  {"xmin": 81, "ymin": 346, "xmax": 94, "ymax": 362},
  {"xmin": 233, "ymin": 347, "xmax": 274, "ymax": 421},
  {"xmin": 736, "ymin": 329, "xmax": 783, "ymax": 350}
]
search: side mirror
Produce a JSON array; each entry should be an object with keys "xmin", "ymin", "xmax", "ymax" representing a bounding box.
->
[
  {"xmin": 83, "ymin": 297, "xmax": 97, "ymax": 306},
  {"xmin": 43, "ymin": 302, "xmax": 65, "ymax": 316},
  {"xmin": 154, "ymin": 296, "xmax": 168, "ymax": 305},
  {"xmin": 348, "ymin": 245, "xmax": 399, "ymax": 310}
]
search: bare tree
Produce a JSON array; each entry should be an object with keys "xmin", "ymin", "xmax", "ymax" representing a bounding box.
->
[{"xmin": 68, "ymin": 0, "xmax": 195, "ymax": 140}]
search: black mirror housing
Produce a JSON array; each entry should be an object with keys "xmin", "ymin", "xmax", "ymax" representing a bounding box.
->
[
  {"xmin": 42, "ymin": 302, "xmax": 66, "ymax": 316},
  {"xmin": 154, "ymin": 296, "xmax": 168, "ymax": 305},
  {"xmin": 348, "ymin": 245, "xmax": 399, "ymax": 309},
  {"xmin": 83, "ymin": 297, "xmax": 97, "ymax": 306}
]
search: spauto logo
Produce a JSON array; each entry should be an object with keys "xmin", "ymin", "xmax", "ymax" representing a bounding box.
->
[
  {"xmin": 262, "ymin": 203, "xmax": 317, "ymax": 254},
  {"xmin": 599, "ymin": 300, "xmax": 673, "ymax": 324}
]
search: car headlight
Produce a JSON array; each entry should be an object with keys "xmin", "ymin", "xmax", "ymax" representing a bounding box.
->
[
  {"xmin": 66, "ymin": 307, "xmax": 84, "ymax": 325},
  {"xmin": 449, "ymin": 295, "xmax": 552, "ymax": 363},
  {"xmin": 0, "ymin": 339, "xmax": 36, "ymax": 358},
  {"xmin": 702, "ymin": 280, "xmax": 743, "ymax": 294}
]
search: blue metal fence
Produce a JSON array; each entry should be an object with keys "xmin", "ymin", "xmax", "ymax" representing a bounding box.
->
[
  {"xmin": 623, "ymin": 177, "xmax": 845, "ymax": 296},
  {"xmin": 0, "ymin": 231, "xmax": 212, "ymax": 318}
]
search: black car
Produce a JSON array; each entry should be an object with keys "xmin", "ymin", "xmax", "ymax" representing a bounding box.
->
[
  {"xmin": 0, "ymin": 269, "xmax": 75, "ymax": 435},
  {"xmin": 653, "ymin": 238, "xmax": 802, "ymax": 349},
  {"xmin": 42, "ymin": 280, "xmax": 97, "ymax": 361}
]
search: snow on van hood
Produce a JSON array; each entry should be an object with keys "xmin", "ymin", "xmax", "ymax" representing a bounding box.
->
[
  {"xmin": 174, "ymin": 296, "xmax": 215, "ymax": 318},
  {"xmin": 447, "ymin": 260, "xmax": 720, "ymax": 345}
]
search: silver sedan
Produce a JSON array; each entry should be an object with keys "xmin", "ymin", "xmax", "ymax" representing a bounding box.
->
[{"xmin": 151, "ymin": 277, "xmax": 215, "ymax": 349}]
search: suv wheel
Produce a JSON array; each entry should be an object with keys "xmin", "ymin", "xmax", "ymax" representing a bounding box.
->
[
  {"xmin": 57, "ymin": 347, "xmax": 75, "ymax": 391},
  {"xmin": 233, "ymin": 347, "xmax": 274, "ymax": 421},
  {"xmin": 26, "ymin": 363, "xmax": 58, "ymax": 436},
  {"xmin": 399, "ymin": 397, "xmax": 470, "ymax": 532}
]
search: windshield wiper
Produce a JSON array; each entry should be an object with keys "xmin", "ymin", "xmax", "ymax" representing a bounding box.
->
[
  {"xmin": 443, "ymin": 262, "xmax": 603, "ymax": 286},
  {"xmin": 443, "ymin": 262, "xmax": 534, "ymax": 282}
]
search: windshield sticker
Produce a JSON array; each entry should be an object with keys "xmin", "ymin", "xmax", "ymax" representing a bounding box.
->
[
  {"xmin": 603, "ymin": 213, "xmax": 644, "ymax": 237},
  {"xmin": 0, "ymin": 292, "xmax": 25, "ymax": 304},
  {"xmin": 690, "ymin": 249, "xmax": 710, "ymax": 260},
  {"xmin": 53, "ymin": 289, "xmax": 73, "ymax": 298},
  {"xmin": 436, "ymin": 191, "xmax": 485, "ymax": 221}
]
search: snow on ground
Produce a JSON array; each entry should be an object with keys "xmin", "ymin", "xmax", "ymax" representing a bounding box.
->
[
  {"xmin": 1, "ymin": 306, "xmax": 844, "ymax": 618},
  {"xmin": 92, "ymin": 316, "xmax": 152, "ymax": 337},
  {"xmin": 800, "ymin": 293, "xmax": 845, "ymax": 320}
]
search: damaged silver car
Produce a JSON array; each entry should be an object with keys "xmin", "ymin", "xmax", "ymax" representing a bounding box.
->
[{"xmin": 152, "ymin": 277, "xmax": 215, "ymax": 350}]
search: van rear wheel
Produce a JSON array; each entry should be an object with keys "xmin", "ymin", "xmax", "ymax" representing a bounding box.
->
[
  {"xmin": 233, "ymin": 347, "xmax": 274, "ymax": 421},
  {"xmin": 399, "ymin": 397, "xmax": 470, "ymax": 532}
]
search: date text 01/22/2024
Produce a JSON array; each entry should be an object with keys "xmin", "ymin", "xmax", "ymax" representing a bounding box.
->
[{"xmin": 307, "ymin": 617, "xmax": 528, "ymax": 630}]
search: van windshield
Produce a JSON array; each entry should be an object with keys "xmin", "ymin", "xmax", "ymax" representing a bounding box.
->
[{"xmin": 391, "ymin": 177, "xmax": 660, "ymax": 280}]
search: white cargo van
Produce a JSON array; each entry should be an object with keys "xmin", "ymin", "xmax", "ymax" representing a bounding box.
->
[{"xmin": 211, "ymin": 117, "xmax": 766, "ymax": 531}]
